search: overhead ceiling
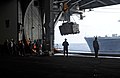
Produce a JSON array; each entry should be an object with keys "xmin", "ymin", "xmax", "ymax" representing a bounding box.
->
[
  {"xmin": 54, "ymin": 0, "xmax": 120, "ymax": 9},
  {"xmin": 18, "ymin": 0, "xmax": 120, "ymax": 17},
  {"xmin": 78, "ymin": 0, "xmax": 120, "ymax": 9}
]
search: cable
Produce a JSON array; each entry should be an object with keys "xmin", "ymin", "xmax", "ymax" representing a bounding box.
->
[{"xmin": 71, "ymin": 15, "xmax": 76, "ymax": 22}]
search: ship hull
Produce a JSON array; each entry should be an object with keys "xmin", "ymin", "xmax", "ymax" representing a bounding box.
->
[{"xmin": 84, "ymin": 37, "xmax": 120, "ymax": 53}]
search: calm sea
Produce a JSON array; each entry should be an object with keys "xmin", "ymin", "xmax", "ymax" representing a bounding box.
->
[
  {"xmin": 55, "ymin": 43, "xmax": 120, "ymax": 54},
  {"xmin": 54, "ymin": 43, "xmax": 91, "ymax": 53}
]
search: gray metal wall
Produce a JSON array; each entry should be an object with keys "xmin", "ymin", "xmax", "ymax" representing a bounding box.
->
[{"xmin": 0, "ymin": 0, "xmax": 17, "ymax": 44}]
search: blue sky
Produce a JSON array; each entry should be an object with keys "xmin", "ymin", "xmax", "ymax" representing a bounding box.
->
[{"xmin": 54, "ymin": 4, "xmax": 120, "ymax": 44}]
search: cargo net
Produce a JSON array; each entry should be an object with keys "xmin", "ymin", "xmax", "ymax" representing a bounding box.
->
[{"xmin": 59, "ymin": 22, "xmax": 80, "ymax": 35}]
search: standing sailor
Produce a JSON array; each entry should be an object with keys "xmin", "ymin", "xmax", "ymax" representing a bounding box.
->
[
  {"xmin": 62, "ymin": 38, "xmax": 69, "ymax": 57},
  {"xmin": 93, "ymin": 37, "xmax": 99, "ymax": 58}
]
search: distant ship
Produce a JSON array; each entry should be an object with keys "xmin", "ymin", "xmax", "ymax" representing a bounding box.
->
[{"xmin": 84, "ymin": 34, "xmax": 120, "ymax": 53}]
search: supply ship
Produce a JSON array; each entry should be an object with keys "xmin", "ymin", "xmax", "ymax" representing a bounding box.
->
[{"xmin": 84, "ymin": 34, "xmax": 120, "ymax": 53}]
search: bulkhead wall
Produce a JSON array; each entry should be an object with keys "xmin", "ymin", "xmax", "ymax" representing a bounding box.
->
[{"xmin": 0, "ymin": 0, "xmax": 17, "ymax": 44}]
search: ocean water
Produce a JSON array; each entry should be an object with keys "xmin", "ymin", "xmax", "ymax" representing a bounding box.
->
[
  {"xmin": 54, "ymin": 43, "xmax": 91, "ymax": 53},
  {"xmin": 54, "ymin": 43, "xmax": 120, "ymax": 54}
]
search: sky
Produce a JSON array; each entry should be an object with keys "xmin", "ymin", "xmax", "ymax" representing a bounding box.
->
[{"xmin": 54, "ymin": 4, "xmax": 120, "ymax": 44}]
